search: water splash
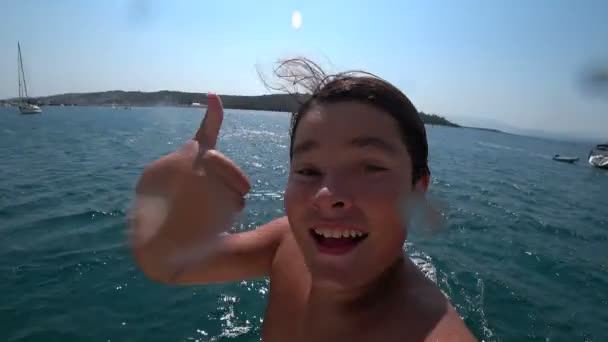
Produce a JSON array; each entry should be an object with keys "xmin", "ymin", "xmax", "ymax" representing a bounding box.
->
[
  {"xmin": 208, "ymin": 294, "xmax": 253, "ymax": 341},
  {"xmin": 408, "ymin": 247, "xmax": 437, "ymax": 283}
]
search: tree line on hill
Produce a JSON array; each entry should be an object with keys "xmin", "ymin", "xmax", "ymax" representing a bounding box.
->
[{"xmin": 1, "ymin": 90, "xmax": 459, "ymax": 127}]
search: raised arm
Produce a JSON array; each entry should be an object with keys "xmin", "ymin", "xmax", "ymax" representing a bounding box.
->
[{"xmin": 129, "ymin": 93, "xmax": 286, "ymax": 285}]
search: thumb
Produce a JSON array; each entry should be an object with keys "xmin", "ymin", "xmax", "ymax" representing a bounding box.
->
[{"xmin": 194, "ymin": 93, "xmax": 224, "ymax": 149}]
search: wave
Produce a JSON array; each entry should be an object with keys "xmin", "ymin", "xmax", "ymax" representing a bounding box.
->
[{"xmin": 476, "ymin": 141, "xmax": 518, "ymax": 152}]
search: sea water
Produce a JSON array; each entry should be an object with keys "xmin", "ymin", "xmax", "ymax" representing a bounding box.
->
[{"xmin": 1, "ymin": 106, "xmax": 607, "ymax": 341}]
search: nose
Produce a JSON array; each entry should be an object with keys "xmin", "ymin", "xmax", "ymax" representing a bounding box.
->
[{"xmin": 312, "ymin": 180, "xmax": 353, "ymax": 213}]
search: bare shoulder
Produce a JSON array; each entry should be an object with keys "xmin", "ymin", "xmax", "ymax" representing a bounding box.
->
[
  {"xmin": 423, "ymin": 303, "xmax": 477, "ymax": 342},
  {"xmin": 402, "ymin": 259, "xmax": 477, "ymax": 342}
]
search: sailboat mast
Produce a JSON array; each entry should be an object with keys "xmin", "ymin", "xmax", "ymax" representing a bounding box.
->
[
  {"xmin": 18, "ymin": 42, "xmax": 29, "ymax": 100},
  {"xmin": 18, "ymin": 42, "xmax": 22, "ymax": 101}
]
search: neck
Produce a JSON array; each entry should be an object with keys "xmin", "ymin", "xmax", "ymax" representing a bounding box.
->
[{"xmin": 308, "ymin": 256, "xmax": 408, "ymax": 314}]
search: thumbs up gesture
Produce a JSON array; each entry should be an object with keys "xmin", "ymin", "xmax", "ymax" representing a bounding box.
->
[{"xmin": 129, "ymin": 93, "xmax": 250, "ymax": 279}]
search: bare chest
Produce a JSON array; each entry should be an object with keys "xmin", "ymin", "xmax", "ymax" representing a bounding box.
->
[
  {"xmin": 259, "ymin": 258, "xmax": 407, "ymax": 342},
  {"xmin": 257, "ymin": 234, "xmax": 444, "ymax": 341},
  {"xmin": 261, "ymin": 294, "xmax": 410, "ymax": 342}
]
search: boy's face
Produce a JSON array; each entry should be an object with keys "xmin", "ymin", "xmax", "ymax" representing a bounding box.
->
[{"xmin": 284, "ymin": 101, "xmax": 426, "ymax": 289}]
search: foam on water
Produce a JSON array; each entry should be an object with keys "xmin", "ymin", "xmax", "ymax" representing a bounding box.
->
[{"xmin": 408, "ymin": 247, "xmax": 437, "ymax": 284}]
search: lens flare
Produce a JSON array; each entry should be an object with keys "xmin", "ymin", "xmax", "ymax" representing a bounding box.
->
[{"xmin": 292, "ymin": 11, "xmax": 302, "ymax": 30}]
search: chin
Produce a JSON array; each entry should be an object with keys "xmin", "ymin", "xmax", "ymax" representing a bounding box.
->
[{"xmin": 308, "ymin": 265, "xmax": 370, "ymax": 291}]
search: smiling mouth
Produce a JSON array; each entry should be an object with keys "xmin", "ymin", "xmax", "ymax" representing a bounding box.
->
[{"xmin": 309, "ymin": 228, "xmax": 369, "ymax": 255}]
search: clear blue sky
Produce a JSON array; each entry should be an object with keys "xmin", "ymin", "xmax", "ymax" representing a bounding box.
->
[{"xmin": 1, "ymin": 0, "xmax": 607, "ymax": 139}]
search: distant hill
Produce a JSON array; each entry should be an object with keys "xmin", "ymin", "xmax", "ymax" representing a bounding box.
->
[
  {"xmin": 28, "ymin": 91, "xmax": 307, "ymax": 112},
  {"xmin": 418, "ymin": 111, "xmax": 460, "ymax": 127},
  {"xmin": 2, "ymin": 90, "xmax": 459, "ymax": 127}
]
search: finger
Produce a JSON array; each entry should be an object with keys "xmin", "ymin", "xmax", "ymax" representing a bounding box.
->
[
  {"xmin": 202, "ymin": 149, "xmax": 251, "ymax": 196},
  {"xmin": 194, "ymin": 93, "xmax": 224, "ymax": 148}
]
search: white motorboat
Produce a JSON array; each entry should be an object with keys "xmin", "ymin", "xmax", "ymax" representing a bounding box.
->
[{"xmin": 588, "ymin": 144, "xmax": 608, "ymax": 169}]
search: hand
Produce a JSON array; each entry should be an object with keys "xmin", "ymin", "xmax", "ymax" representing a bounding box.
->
[{"xmin": 129, "ymin": 93, "xmax": 250, "ymax": 274}]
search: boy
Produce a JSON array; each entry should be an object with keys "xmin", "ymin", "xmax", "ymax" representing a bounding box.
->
[{"xmin": 130, "ymin": 59, "xmax": 476, "ymax": 341}]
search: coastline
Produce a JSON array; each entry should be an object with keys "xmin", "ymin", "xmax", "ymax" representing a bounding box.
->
[{"xmin": 0, "ymin": 90, "xmax": 460, "ymax": 127}]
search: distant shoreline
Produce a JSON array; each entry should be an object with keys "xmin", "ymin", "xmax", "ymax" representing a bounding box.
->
[
  {"xmin": 461, "ymin": 126, "xmax": 511, "ymax": 135},
  {"xmin": 1, "ymin": 90, "xmax": 461, "ymax": 127}
]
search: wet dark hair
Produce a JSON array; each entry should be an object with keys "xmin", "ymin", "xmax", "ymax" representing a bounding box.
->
[{"xmin": 260, "ymin": 58, "xmax": 429, "ymax": 183}]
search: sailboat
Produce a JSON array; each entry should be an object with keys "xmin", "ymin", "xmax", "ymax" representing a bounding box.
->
[{"xmin": 17, "ymin": 42, "xmax": 42, "ymax": 114}]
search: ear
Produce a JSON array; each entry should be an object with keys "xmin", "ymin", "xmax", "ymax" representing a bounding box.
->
[{"xmin": 413, "ymin": 174, "xmax": 430, "ymax": 193}]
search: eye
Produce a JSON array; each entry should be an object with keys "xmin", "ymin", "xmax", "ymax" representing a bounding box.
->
[
  {"xmin": 364, "ymin": 164, "xmax": 388, "ymax": 173},
  {"xmin": 295, "ymin": 167, "xmax": 322, "ymax": 177}
]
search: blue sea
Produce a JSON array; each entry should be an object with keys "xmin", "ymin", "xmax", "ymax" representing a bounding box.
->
[{"xmin": 1, "ymin": 106, "xmax": 607, "ymax": 341}]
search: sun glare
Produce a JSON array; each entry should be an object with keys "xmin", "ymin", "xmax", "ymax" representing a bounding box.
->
[{"xmin": 291, "ymin": 10, "xmax": 302, "ymax": 30}]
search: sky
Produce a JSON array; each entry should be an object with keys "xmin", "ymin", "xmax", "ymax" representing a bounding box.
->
[{"xmin": 1, "ymin": 0, "xmax": 607, "ymax": 140}]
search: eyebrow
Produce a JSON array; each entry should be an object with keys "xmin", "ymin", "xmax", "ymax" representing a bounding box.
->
[{"xmin": 292, "ymin": 136, "xmax": 399, "ymax": 157}]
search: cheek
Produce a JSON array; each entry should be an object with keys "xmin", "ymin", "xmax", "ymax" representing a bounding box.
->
[
  {"xmin": 356, "ymin": 177, "xmax": 408, "ymax": 230},
  {"xmin": 359, "ymin": 176, "xmax": 405, "ymax": 209},
  {"xmin": 284, "ymin": 179, "xmax": 319, "ymax": 248},
  {"xmin": 284, "ymin": 178, "xmax": 312, "ymax": 218}
]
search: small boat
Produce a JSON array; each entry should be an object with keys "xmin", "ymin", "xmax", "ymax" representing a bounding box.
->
[
  {"xmin": 16, "ymin": 42, "xmax": 42, "ymax": 115},
  {"xmin": 552, "ymin": 154, "xmax": 579, "ymax": 163},
  {"xmin": 588, "ymin": 145, "xmax": 608, "ymax": 169}
]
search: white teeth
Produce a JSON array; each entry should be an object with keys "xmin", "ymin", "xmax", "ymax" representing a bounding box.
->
[
  {"xmin": 313, "ymin": 228, "xmax": 330, "ymax": 238},
  {"xmin": 313, "ymin": 228, "xmax": 333, "ymax": 238},
  {"xmin": 313, "ymin": 228, "xmax": 366, "ymax": 239}
]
